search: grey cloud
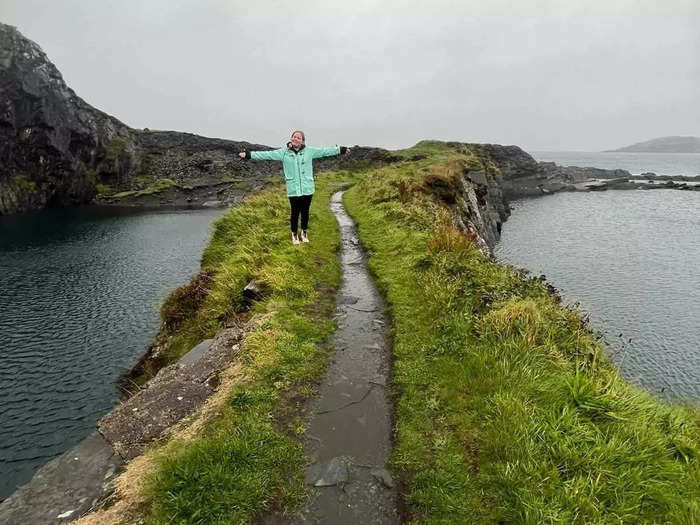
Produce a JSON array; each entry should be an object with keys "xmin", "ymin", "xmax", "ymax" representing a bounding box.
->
[{"xmin": 1, "ymin": 0, "xmax": 698, "ymax": 151}]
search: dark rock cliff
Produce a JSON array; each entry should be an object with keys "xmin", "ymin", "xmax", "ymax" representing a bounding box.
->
[
  {"xmin": 428, "ymin": 142, "xmax": 541, "ymax": 251},
  {"xmin": 427, "ymin": 141, "xmax": 695, "ymax": 252},
  {"xmin": 451, "ymin": 143, "xmax": 513, "ymax": 251},
  {"xmin": 0, "ymin": 24, "xmax": 333, "ymax": 214},
  {"xmin": 0, "ymin": 23, "xmax": 134, "ymax": 213}
]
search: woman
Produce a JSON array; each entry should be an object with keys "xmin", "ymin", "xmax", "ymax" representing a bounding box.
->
[{"xmin": 239, "ymin": 130, "xmax": 350, "ymax": 244}]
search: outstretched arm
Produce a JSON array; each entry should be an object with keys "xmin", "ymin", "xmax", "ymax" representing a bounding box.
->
[
  {"xmin": 238, "ymin": 148, "xmax": 286, "ymax": 161},
  {"xmin": 308, "ymin": 146, "xmax": 350, "ymax": 159}
]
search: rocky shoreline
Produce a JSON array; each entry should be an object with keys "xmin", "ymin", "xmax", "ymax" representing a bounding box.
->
[
  {"xmin": 501, "ymin": 161, "xmax": 700, "ymax": 199},
  {"xmin": 0, "ymin": 327, "xmax": 245, "ymax": 524}
]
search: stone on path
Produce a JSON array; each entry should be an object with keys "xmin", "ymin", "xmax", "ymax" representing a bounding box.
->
[
  {"xmin": 371, "ymin": 468, "xmax": 395, "ymax": 489},
  {"xmin": 305, "ymin": 457, "xmax": 349, "ymax": 487}
]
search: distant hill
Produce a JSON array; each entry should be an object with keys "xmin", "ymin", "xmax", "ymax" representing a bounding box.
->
[{"xmin": 608, "ymin": 136, "xmax": 700, "ymax": 153}]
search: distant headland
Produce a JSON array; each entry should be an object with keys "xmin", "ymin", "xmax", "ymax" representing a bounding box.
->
[{"xmin": 607, "ymin": 136, "xmax": 700, "ymax": 153}]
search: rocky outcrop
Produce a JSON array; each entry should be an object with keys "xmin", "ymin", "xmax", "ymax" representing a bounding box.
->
[
  {"xmin": 424, "ymin": 141, "xmax": 700, "ymax": 252},
  {"xmin": 471, "ymin": 143, "xmax": 540, "ymax": 180},
  {"xmin": 0, "ymin": 23, "xmax": 133, "ymax": 214},
  {"xmin": 0, "ymin": 22, "xmax": 283, "ymax": 214},
  {"xmin": 412, "ymin": 143, "xmax": 516, "ymax": 252},
  {"xmin": 0, "ymin": 325, "xmax": 243, "ymax": 523},
  {"xmin": 470, "ymin": 145, "xmax": 700, "ymax": 199},
  {"xmin": 0, "ymin": 432, "xmax": 122, "ymax": 525},
  {"xmin": 100, "ymin": 328, "xmax": 241, "ymax": 460},
  {"xmin": 495, "ymin": 155, "xmax": 632, "ymax": 198},
  {"xmin": 537, "ymin": 162, "xmax": 631, "ymax": 183},
  {"xmin": 453, "ymin": 168, "xmax": 508, "ymax": 251},
  {"xmin": 1, "ymin": 24, "xmax": 386, "ymax": 215},
  {"xmin": 103, "ymin": 130, "xmax": 280, "ymax": 209},
  {"xmin": 453, "ymin": 150, "xmax": 510, "ymax": 251}
]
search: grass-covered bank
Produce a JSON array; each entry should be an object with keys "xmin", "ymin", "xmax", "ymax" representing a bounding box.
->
[
  {"xmin": 343, "ymin": 142, "xmax": 700, "ymax": 523},
  {"xmin": 95, "ymin": 173, "xmax": 355, "ymax": 524}
]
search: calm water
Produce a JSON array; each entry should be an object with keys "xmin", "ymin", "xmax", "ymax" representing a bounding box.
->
[
  {"xmin": 0, "ymin": 206, "xmax": 224, "ymax": 500},
  {"xmin": 532, "ymin": 151, "xmax": 700, "ymax": 177},
  {"xmin": 495, "ymin": 191, "xmax": 700, "ymax": 403}
]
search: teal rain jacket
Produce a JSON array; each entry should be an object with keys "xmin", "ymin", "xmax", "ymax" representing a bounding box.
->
[{"xmin": 249, "ymin": 144, "xmax": 342, "ymax": 197}]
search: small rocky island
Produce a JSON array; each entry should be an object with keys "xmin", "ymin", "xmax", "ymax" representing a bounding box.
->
[{"xmin": 607, "ymin": 136, "xmax": 700, "ymax": 153}]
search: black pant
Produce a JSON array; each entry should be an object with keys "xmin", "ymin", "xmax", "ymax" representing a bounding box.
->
[{"xmin": 289, "ymin": 194, "xmax": 313, "ymax": 233}]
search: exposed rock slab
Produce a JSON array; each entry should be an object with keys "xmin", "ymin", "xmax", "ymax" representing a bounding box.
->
[
  {"xmin": 0, "ymin": 327, "xmax": 242, "ymax": 523},
  {"xmin": 453, "ymin": 166, "xmax": 509, "ymax": 251},
  {"xmin": 99, "ymin": 327, "xmax": 241, "ymax": 460},
  {"xmin": 0, "ymin": 432, "xmax": 122, "ymax": 525},
  {"xmin": 177, "ymin": 338, "xmax": 213, "ymax": 366}
]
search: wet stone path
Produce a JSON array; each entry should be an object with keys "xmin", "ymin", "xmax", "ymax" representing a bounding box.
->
[{"xmin": 291, "ymin": 191, "xmax": 399, "ymax": 524}]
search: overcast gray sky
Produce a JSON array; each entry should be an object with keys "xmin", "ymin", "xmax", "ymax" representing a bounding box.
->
[{"xmin": 1, "ymin": 0, "xmax": 698, "ymax": 151}]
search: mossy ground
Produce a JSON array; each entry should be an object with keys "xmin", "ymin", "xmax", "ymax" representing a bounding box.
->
[
  {"xmin": 109, "ymin": 178, "xmax": 177, "ymax": 199},
  {"xmin": 343, "ymin": 142, "xmax": 700, "ymax": 524},
  {"xmin": 10, "ymin": 174, "xmax": 38, "ymax": 193}
]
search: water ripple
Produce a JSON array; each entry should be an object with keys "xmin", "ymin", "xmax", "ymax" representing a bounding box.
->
[
  {"xmin": 0, "ymin": 206, "xmax": 224, "ymax": 500},
  {"xmin": 495, "ymin": 190, "xmax": 700, "ymax": 402}
]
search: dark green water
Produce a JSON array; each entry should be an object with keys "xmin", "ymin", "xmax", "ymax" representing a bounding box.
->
[{"xmin": 0, "ymin": 205, "xmax": 224, "ymax": 500}]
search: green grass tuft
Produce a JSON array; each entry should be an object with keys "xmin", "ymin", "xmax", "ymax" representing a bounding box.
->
[
  {"xmin": 109, "ymin": 178, "xmax": 177, "ymax": 199},
  {"xmin": 11, "ymin": 174, "xmax": 37, "ymax": 194},
  {"xmin": 148, "ymin": 402, "xmax": 306, "ymax": 524}
]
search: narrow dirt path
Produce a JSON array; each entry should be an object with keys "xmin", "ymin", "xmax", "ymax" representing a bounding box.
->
[{"xmin": 291, "ymin": 191, "xmax": 399, "ymax": 524}]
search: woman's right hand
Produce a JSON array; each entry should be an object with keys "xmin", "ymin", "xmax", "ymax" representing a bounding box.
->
[{"xmin": 238, "ymin": 151, "xmax": 246, "ymax": 159}]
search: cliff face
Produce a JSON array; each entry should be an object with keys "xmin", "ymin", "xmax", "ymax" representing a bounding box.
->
[
  {"xmin": 443, "ymin": 142, "xmax": 543, "ymax": 251},
  {"xmin": 452, "ymin": 144, "xmax": 513, "ymax": 251},
  {"xmin": 0, "ymin": 24, "xmax": 301, "ymax": 214},
  {"xmin": 436, "ymin": 142, "xmax": 678, "ymax": 251},
  {"xmin": 0, "ymin": 23, "xmax": 134, "ymax": 213}
]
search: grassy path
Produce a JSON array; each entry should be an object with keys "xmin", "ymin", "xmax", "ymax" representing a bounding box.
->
[{"xmin": 143, "ymin": 177, "xmax": 348, "ymax": 523}]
